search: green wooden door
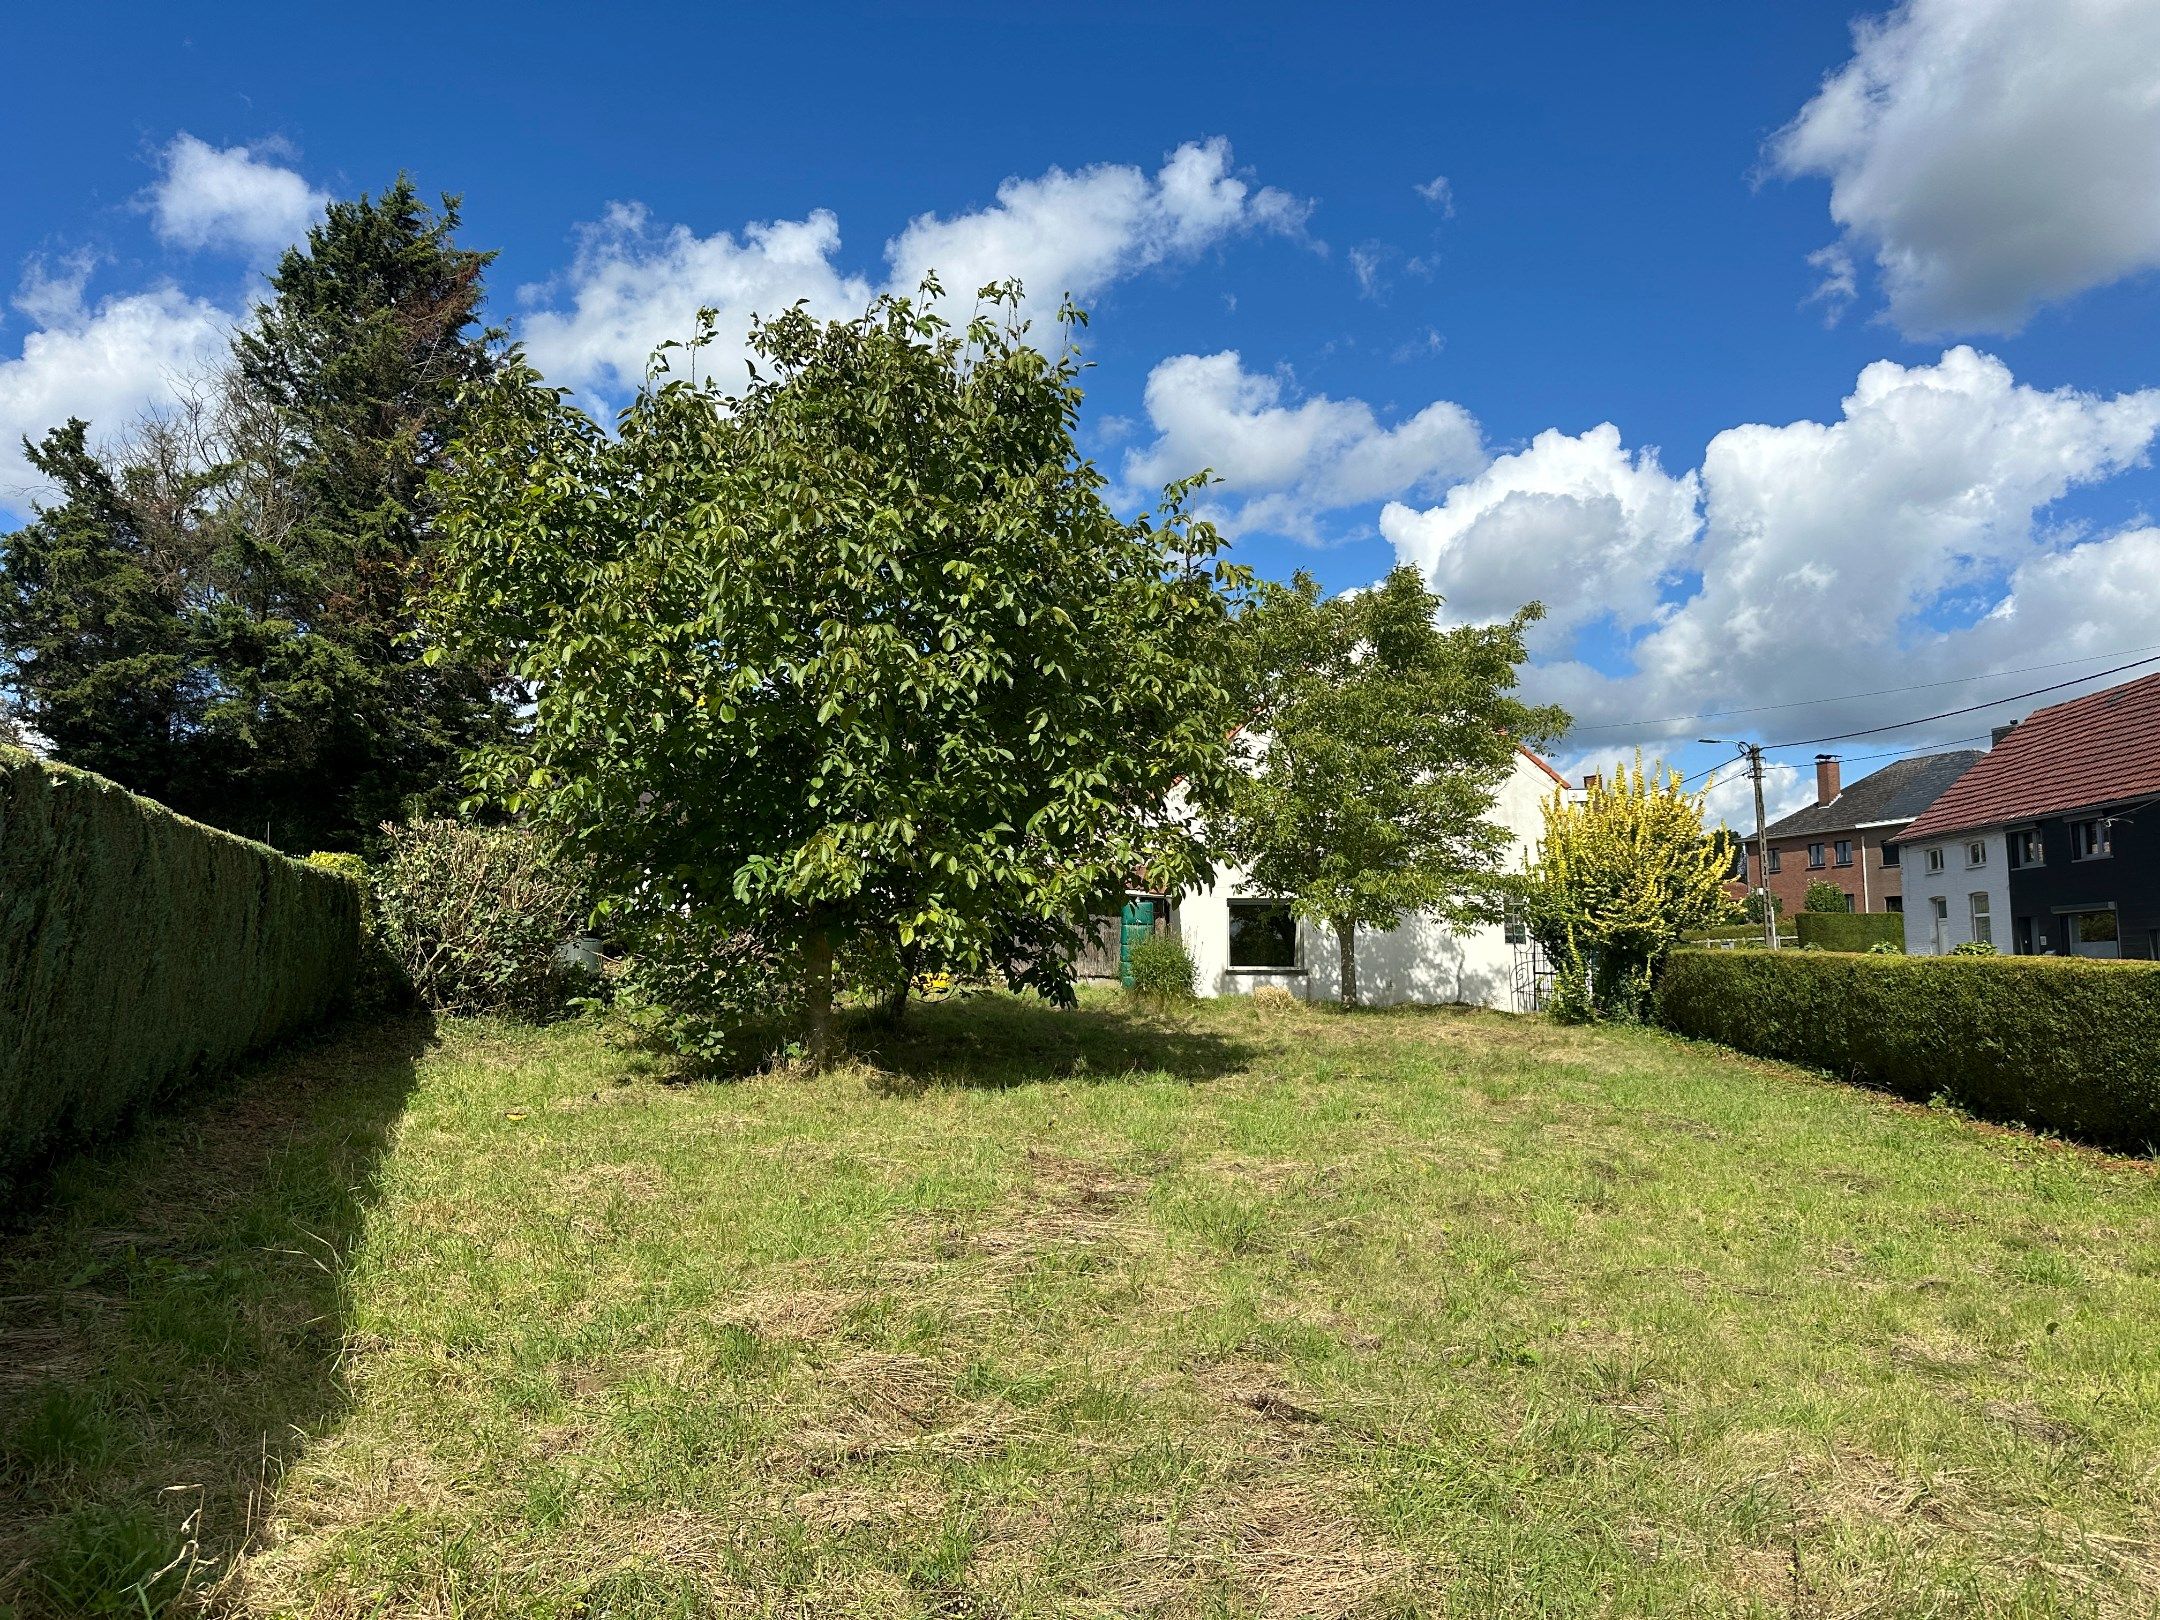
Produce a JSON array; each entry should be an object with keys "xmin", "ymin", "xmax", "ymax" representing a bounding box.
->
[{"xmin": 1118, "ymin": 899, "xmax": 1156, "ymax": 987}]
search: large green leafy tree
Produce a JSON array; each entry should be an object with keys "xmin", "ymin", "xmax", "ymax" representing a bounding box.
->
[
  {"xmin": 1223, "ymin": 566, "xmax": 1566, "ymax": 1006},
  {"xmin": 0, "ymin": 178, "xmax": 514, "ymax": 849},
  {"xmin": 430, "ymin": 284, "xmax": 1249, "ymax": 1065}
]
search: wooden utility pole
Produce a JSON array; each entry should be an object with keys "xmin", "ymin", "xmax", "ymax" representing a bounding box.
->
[
  {"xmin": 1705, "ymin": 738, "xmax": 1779, "ymax": 950},
  {"xmin": 1746, "ymin": 744, "xmax": 1777, "ymax": 950}
]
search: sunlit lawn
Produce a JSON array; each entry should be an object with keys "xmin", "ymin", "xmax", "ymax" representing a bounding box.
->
[{"xmin": 5, "ymin": 990, "xmax": 2159, "ymax": 1617}]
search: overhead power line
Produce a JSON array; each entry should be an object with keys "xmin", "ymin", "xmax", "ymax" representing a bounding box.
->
[
  {"xmin": 1676, "ymin": 732, "xmax": 1993, "ymax": 791},
  {"xmin": 1571, "ymin": 642, "xmax": 2160, "ymax": 735},
  {"xmin": 1765, "ymin": 653, "xmax": 2160, "ymax": 750}
]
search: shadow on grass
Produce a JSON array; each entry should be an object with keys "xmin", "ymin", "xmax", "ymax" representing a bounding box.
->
[
  {"xmin": 850, "ymin": 991, "xmax": 1261, "ymax": 1094},
  {"xmin": 0, "ymin": 1013, "xmax": 432, "ymax": 1618}
]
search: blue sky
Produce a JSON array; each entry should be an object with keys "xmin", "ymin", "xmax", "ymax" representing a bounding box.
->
[{"xmin": 5, "ymin": 0, "xmax": 2159, "ymax": 822}]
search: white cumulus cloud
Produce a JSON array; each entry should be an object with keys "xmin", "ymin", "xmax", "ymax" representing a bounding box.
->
[
  {"xmin": 1507, "ymin": 350, "xmax": 2160, "ymax": 756},
  {"xmin": 1774, "ymin": 0, "xmax": 2160, "ymax": 335},
  {"xmin": 521, "ymin": 139, "xmax": 1311, "ymax": 402},
  {"xmin": 148, "ymin": 133, "xmax": 328, "ymax": 258},
  {"xmin": 1380, "ymin": 424, "xmax": 1700, "ymax": 640},
  {"xmin": 1627, "ymin": 348, "xmax": 2160, "ymax": 716},
  {"xmin": 1118, "ymin": 350, "xmax": 1482, "ymax": 540},
  {"xmin": 518, "ymin": 205, "xmax": 873, "ymax": 402},
  {"xmin": 886, "ymin": 136, "xmax": 1308, "ymax": 307},
  {"xmin": 0, "ymin": 273, "xmax": 230, "ymax": 513}
]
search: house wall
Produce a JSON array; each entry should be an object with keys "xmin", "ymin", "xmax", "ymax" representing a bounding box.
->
[
  {"xmin": 2006, "ymin": 807, "xmax": 2160, "ymax": 960},
  {"xmin": 1175, "ymin": 752, "xmax": 1557, "ymax": 1009},
  {"xmin": 1900, "ymin": 828, "xmax": 2011, "ymax": 954},
  {"xmin": 1757, "ymin": 823, "xmax": 1907, "ymax": 916}
]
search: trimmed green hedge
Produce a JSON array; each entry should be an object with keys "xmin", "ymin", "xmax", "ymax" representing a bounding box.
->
[
  {"xmin": 1656, "ymin": 948, "xmax": 2160, "ymax": 1148},
  {"xmin": 1794, "ymin": 911, "xmax": 1905, "ymax": 952},
  {"xmin": 1, "ymin": 746, "xmax": 361, "ymax": 1195}
]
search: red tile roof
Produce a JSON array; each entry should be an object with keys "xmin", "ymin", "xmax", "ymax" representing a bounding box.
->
[
  {"xmin": 1898, "ymin": 671, "xmax": 2160, "ymax": 842},
  {"xmin": 1516, "ymin": 745, "xmax": 1569, "ymax": 786}
]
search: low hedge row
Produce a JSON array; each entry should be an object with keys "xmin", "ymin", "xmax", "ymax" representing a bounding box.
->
[
  {"xmin": 1794, "ymin": 911, "xmax": 1905, "ymax": 952},
  {"xmin": 1, "ymin": 746, "xmax": 361, "ymax": 1197},
  {"xmin": 1655, "ymin": 947, "xmax": 2160, "ymax": 1148}
]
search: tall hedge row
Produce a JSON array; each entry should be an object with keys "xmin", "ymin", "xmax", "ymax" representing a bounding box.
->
[
  {"xmin": 1, "ymin": 746, "xmax": 361, "ymax": 1195},
  {"xmin": 1656, "ymin": 948, "xmax": 2160, "ymax": 1148},
  {"xmin": 1794, "ymin": 911, "xmax": 1905, "ymax": 952}
]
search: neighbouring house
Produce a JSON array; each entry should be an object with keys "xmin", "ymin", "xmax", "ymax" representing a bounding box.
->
[
  {"xmin": 1899, "ymin": 824, "xmax": 2011, "ymax": 955},
  {"xmin": 1736, "ymin": 749, "xmax": 1984, "ymax": 917},
  {"xmin": 1897, "ymin": 672, "xmax": 2160, "ymax": 959},
  {"xmin": 1173, "ymin": 747, "xmax": 1575, "ymax": 1010}
]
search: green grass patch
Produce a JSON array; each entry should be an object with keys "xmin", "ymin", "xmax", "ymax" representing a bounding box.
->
[{"xmin": 5, "ymin": 993, "xmax": 2159, "ymax": 1616}]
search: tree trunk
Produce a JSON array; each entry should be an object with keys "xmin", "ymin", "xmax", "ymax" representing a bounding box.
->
[
  {"xmin": 874, "ymin": 938, "xmax": 919, "ymax": 1028},
  {"xmin": 805, "ymin": 922, "xmax": 835, "ymax": 1070},
  {"xmin": 1334, "ymin": 918, "xmax": 1359, "ymax": 1008}
]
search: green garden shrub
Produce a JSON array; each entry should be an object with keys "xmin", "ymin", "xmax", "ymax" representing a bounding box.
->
[
  {"xmin": 1793, "ymin": 911, "xmax": 1905, "ymax": 952},
  {"xmin": 1, "ymin": 747, "xmax": 360, "ymax": 1197},
  {"xmin": 302, "ymin": 851, "xmax": 411, "ymax": 1010},
  {"xmin": 371, "ymin": 819, "xmax": 594, "ymax": 1018},
  {"xmin": 610, "ymin": 908, "xmax": 795, "ymax": 1071},
  {"xmin": 1655, "ymin": 948, "xmax": 2160, "ymax": 1148},
  {"xmin": 1127, "ymin": 932, "xmax": 1198, "ymax": 1002}
]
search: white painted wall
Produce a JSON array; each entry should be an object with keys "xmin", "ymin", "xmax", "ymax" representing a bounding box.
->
[
  {"xmin": 1900, "ymin": 828, "xmax": 2011, "ymax": 954},
  {"xmin": 1175, "ymin": 749, "xmax": 1565, "ymax": 1009}
]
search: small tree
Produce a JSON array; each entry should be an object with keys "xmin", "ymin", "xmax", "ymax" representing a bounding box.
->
[
  {"xmin": 430, "ymin": 283, "xmax": 1247, "ymax": 1066},
  {"xmin": 1520, "ymin": 757, "xmax": 1732, "ymax": 1021},
  {"xmin": 1803, "ymin": 880, "xmax": 1851, "ymax": 913},
  {"xmin": 1220, "ymin": 567, "xmax": 1565, "ymax": 1007}
]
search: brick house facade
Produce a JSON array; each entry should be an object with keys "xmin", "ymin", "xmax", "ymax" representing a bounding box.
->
[{"xmin": 1736, "ymin": 749, "xmax": 1983, "ymax": 918}]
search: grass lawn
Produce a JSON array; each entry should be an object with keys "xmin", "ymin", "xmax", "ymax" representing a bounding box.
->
[{"xmin": 5, "ymin": 992, "xmax": 2160, "ymax": 1617}]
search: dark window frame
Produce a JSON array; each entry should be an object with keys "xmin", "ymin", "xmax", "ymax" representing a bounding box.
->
[
  {"xmin": 2071, "ymin": 818, "xmax": 2113, "ymax": 862},
  {"xmin": 1834, "ymin": 838, "xmax": 1853, "ymax": 868},
  {"xmin": 1226, "ymin": 899, "xmax": 1300, "ymax": 971},
  {"xmin": 1807, "ymin": 842, "xmax": 1826, "ymax": 869}
]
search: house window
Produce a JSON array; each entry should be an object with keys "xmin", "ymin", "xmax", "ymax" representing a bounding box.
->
[
  {"xmin": 1885, "ymin": 895, "xmax": 1903, "ymax": 914},
  {"xmin": 2067, "ymin": 908, "xmax": 2120, "ymax": 958},
  {"xmin": 1768, "ymin": 849, "xmax": 1782, "ymax": 874},
  {"xmin": 1834, "ymin": 839, "xmax": 1853, "ymax": 867},
  {"xmin": 1965, "ymin": 840, "xmax": 1987, "ymax": 868},
  {"xmin": 1503, "ymin": 902, "xmax": 1528, "ymax": 946},
  {"xmin": 1227, "ymin": 900, "xmax": 1298, "ymax": 970},
  {"xmin": 1881, "ymin": 843, "xmax": 1901, "ymax": 867},
  {"xmin": 2071, "ymin": 818, "xmax": 2113, "ymax": 861},
  {"xmin": 1969, "ymin": 891, "xmax": 1992, "ymax": 945},
  {"xmin": 1807, "ymin": 842, "xmax": 1825, "ymax": 869},
  {"xmin": 2008, "ymin": 828, "xmax": 2043, "ymax": 868},
  {"xmin": 1925, "ymin": 847, "xmax": 1945, "ymax": 874}
]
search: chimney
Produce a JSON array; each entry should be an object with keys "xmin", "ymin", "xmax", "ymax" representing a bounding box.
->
[
  {"xmin": 1582, "ymin": 773, "xmax": 1601, "ymax": 791},
  {"xmin": 1815, "ymin": 754, "xmax": 1841, "ymax": 807},
  {"xmin": 1991, "ymin": 722, "xmax": 2018, "ymax": 746}
]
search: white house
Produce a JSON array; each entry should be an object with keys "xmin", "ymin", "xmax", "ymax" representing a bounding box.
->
[
  {"xmin": 1899, "ymin": 826, "xmax": 2010, "ymax": 954},
  {"xmin": 1172, "ymin": 747, "xmax": 1572, "ymax": 1010}
]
